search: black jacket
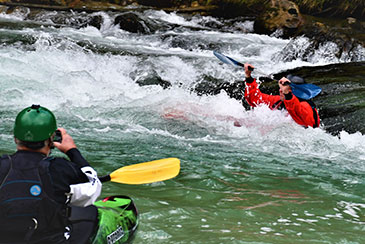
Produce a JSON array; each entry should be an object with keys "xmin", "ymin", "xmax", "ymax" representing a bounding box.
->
[{"xmin": 0, "ymin": 148, "xmax": 91, "ymax": 243}]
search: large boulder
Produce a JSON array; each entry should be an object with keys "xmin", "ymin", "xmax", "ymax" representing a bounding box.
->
[
  {"xmin": 254, "ymin": 0, "xmax": 304, "ymax": 37},
  {"xmin": 114, "ymin": 12, "xmax": 177, "ymax": 33},
  {"xmin": 114, "ymin": 12, "xmax": 149, "ymax": 33},
  {"xmin": 273, "ymin": 15, "xmax": 365, "ymax": 62}
]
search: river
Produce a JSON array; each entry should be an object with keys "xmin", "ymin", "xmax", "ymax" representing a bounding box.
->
[{"xmin": 0, "ymin": 8, "xmax": 365, "ymax": 243}]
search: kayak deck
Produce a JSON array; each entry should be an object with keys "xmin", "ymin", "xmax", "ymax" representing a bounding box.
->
[{"xmin": 91, "ymin": 195, "xmax": 139, "ymax": 244}]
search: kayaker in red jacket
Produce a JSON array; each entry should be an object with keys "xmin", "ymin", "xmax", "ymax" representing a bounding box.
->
[{"xmin": 243, "ymin": 63, "xmax": 320, "ymax": 128}]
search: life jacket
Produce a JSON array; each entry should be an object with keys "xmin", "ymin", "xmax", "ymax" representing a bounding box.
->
[
  {"xmin": 0, "ymin": 155, "xmax": 69, "ymax": 243},
  {"xmin": 272, "ymin": 99, "xmax": 319, "ymax": 128},
  {"xmin": 299, "ymin": 98, "xmax": 320, "ymax": 128},
  {"xmin": 271, "ymin": 100, "xmax": 286, "ymax": 110}
]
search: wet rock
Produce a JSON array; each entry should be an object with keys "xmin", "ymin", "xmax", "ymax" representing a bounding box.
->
[
  {"xmin": 133, "ymin": 70, "xmax": 171, "ymax": 89},
  {"xmin": 114, "ymin": 12, "xmax": 175, "ymax": 33},
  {"xmin": 114, "ymin": 12, "xmax": 150, "ymax": 33},
  {"xmin": 84, "ymin": 14, "xmax": 103, "ymax": 29},
  {"xmin": 254, "ymin": 0, "xmax": 304, "ymax": 37},
  {"xmin": 193, "ymin": 76, "xmax": 225, "ymax": 96},
  {"xmin": 193, "ymin": 75, "xmax": 243, "ymax": 97},
  {"xmin": 4, "ymin": 5, "xmax": 30, "ymax": 16},
  {"xmin": 193, "ymin": 76, "xmax": 253, "ymax": 109},
  {"xmin": 136, "ymin": 75, "xmax": 171, "ymax": 89},
  {"xmin": 273, "ymin": 15, "xmax": 365, "ymax": 62},
  {"xmin": 160, "ymin": 33, "xmax": 222, "ymax": 51}
]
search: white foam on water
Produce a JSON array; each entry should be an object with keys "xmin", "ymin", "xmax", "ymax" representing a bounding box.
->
[
  {"xmin": 1, "ymin": 35, "xmax": 364, "ymax": 159},
  {"xmin": 0, "ymin": 9, "xmax": 364, "ymax": 185},
  {"xmin": 145, "ymin": 10, "xmax": 202, "ymax": 28},
  {"xmin": 1, "ymin": 10, "xmax": 365, "ymax": 244},
  {"xmin": 0, "ymin": 9, "xmax": 27, "ymax": 21}
]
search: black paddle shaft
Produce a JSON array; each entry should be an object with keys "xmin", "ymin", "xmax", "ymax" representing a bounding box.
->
[
  {"xmin": 227, "ymin": 56, "xmax": 254, "ymax": 71},
  {"xmin": 236, "ymin": 62, "xmax": 254, "ymax": 71},
  {"xmin": 214, "ymin": 51, "xmax": 254, "ymax": 71},
  {"xmin": 99, "ymin": 175, "xmax": 111, "ymax": 183}
]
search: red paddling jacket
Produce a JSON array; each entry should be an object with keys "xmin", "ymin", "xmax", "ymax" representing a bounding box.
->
[{"xmin": 244, "ymin": 77, "xmax": 320, "ymax": 128}]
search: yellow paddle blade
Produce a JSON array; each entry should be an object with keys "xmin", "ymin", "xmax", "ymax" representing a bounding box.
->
[{"xmin": 109, "ymin": 158, "xmax": 180, "ymax": 184}]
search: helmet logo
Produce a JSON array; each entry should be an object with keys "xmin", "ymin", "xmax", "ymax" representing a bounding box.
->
[
  {"xmin": 30, "ymin": 185, "xmax": 42, "ymax": 196},
  {"xmin": 24, "ymin": 131, "xmax": 34, "ymax": 141}
]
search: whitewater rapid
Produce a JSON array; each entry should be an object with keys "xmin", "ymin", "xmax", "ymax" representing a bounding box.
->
[{"xmin": 0, "ymin": 8, "xmax": 365, "ymax": 243}]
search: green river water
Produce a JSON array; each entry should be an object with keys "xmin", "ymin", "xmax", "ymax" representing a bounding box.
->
[{"xmin": 0, "ymin": 8, "xmax": 364, "ymax": 243}]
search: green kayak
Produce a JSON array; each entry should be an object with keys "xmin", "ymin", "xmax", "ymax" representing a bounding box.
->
[{"xmin": 90, "ymin": 195, "xmax": 139, "ymax": 244}]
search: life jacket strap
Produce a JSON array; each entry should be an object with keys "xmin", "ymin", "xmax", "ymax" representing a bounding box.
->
[
  {"xmin": 272, "ymin": 100, "xmax": 284, "ymax": 110},
  {"xmin": 24, "ymin": 218, "xmax": 38, "ymax": 241},
  {"xmin": 0, "ymin": 155, "xmax": 11, "ymax": 188},
  {"xmin": 304, "ymin": 100, "xmax": 319, "ymax": 128}
]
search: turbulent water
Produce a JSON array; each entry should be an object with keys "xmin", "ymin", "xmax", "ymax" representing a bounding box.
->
[{"xmin": 0, "ymin": 8, "xmax": 365, "ymax": 243}]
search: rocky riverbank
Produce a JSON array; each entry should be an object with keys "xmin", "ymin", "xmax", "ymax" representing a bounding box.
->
[{"xmin": 1, "ymin": 0, "xmax": 364, "ymax": 58}]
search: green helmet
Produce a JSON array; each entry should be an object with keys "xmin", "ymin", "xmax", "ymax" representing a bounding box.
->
[{"xmin": 14, "ymin": 105, "xmax": 57, "ymax": 142}]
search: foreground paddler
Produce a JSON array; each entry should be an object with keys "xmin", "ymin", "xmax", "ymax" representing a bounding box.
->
[
  {"xmin": 0, "ymin": 105, "xmax": 180, "ymax": 243},
  {"xmin": 0, "ymin": 104, "xmax": 103, "ymax": 243}
]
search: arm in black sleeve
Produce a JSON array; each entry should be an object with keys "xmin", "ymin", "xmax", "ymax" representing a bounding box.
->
[
  {"xmin": 65, "ymin": 148, "xmax": 90, "ymax": 168},
  {"xmin": 245, "ymin": 76, "xmax": 255, "ymax": 83},
  {"xmin": 284, "ymin": 92, "xmax": 293, "ymax": 100}
]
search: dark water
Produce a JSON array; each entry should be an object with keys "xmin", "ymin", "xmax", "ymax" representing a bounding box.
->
[{"xmin": 0, "ymin": 8, "xmax": 364, "ymax": 243}]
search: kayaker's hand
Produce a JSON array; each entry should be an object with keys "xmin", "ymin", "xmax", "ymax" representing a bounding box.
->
[
  {"xmin": 244, "ymin": 63, "xmax": 254, "ymax": 78},
  {"xmin": 279, "ymin": 77, "xmax": 291, "ymax": 95},
  {"xmin": 53, "ymin": 128, "xmax": 77, "ymax": 153}
]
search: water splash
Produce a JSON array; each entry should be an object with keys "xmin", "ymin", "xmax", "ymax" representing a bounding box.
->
[{"xmin": 0, "ymin": 9, "xmax": 364, "ymax": 243}]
